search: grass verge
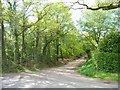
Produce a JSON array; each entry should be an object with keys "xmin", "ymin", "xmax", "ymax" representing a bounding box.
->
[{"xmin": 77, "ymin": 59, "xmax": 118, "ymax": 81}]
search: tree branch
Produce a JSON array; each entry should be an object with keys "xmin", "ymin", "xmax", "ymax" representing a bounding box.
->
[
  {"xmin": 69, "ymin": 1, "xmax": 120, "ymax": 10},
  {"xmin": 18, "ymin": 5, "xmax": 50, "ymax": 36}
]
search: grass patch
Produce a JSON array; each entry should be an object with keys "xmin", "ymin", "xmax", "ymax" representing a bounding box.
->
[{"xmin": 77, "ymin": 59, "xmax": 118, "ymax": 81}]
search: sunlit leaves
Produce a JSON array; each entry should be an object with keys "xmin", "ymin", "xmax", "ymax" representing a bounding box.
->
[{"xmin": 78, "ymin": 9, "xmax": 118, "ymax": 47}]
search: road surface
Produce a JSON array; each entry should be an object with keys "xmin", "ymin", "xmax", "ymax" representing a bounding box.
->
[{"xmin": 1, "ymin": 59, "xmax": 118, "ymax": 88}]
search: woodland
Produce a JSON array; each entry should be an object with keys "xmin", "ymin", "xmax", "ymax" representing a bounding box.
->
[{"xmin": 0, "ymin": 0, "xmax": 120, "ymax": 80}]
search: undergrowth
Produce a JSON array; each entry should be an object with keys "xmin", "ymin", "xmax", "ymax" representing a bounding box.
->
[{"xmin": 77, "ymin": 59, "xmax": 118, "ymax": 81}]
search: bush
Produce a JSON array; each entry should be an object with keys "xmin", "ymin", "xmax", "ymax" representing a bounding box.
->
[
  {"xmin": 77, "ymin": 58, "xmax": 118, "ymax": 80},
  {"xmin": 93, "ymin": 51, "xmax": 119, "ymax": 73},
  {"xmin": 98, "ymin": 31, "xmax": 120, "ymax": 53},
  {"xmin": 77, "ymin": 59, "xmax": 97, "ymax": 77}
]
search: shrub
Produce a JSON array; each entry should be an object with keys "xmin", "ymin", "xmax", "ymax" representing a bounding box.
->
[
  {"xmin": 77, "ymin": 59, "xmax": 97, "ymax": 77},
  {"xmin": 98, "ymin": 31, "xmax": 120, "ymax": 53},
  {"xmin": 93, "ymin": 51, "xmax": 119, "ymax": 73},
  {"xmin": 77, "ymin": 58, "xmax": 118, "ymax": 80}
]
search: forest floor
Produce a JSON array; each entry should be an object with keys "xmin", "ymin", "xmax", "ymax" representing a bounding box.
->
[{"xmin": 1, "ymin": 58, "xmax": 118, "ymax": 88}]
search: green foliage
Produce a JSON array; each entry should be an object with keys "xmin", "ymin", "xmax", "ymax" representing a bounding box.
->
[
  {"xmin": 93, "ymin": 31, "xmax": 120, "ymax": 73},
  {"xmin": 77, "ymin": 59, "xmax": 118, "ymax": 81},
  {"xmin": 78, "ymin": 9, "xmax": 118, "ymax": 46},
  {"xmin": 2, "ymin": 1, "xmax": 85, "ymax": 73},
  {"xmin": 78, "ymin": 31, "xmax": 119, "ymax": 79},
  {"xmin": 92, "ymin": 51, "xmax": 119, "ymax": 73},
  {"xmin": 98, "ymin": 31, "xmax": 120, "ymax": 53},
  {"xmin": 77, "ymin": 60, "xmax": 97, "ymax": 77},
  {"xmin": 2, "ymin": 0, "xmax": 119, "ymax": 76}
]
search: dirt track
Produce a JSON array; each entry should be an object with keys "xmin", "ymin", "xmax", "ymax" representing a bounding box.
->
[{"xmin": 1, "ymin": 59, "xmax": 118, "ymax": 88}]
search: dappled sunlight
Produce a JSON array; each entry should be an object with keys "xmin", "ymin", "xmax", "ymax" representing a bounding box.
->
[
  {"xmin": 7, "ymin": 83, "xmax": 15, "ymax": 87},
  {"xmin": 23, "ymin": 73, "xmax": 45, "ymax": 78},
  {"xmin": 54, "ymin": 71, "xmax": 71, "ymax": 75},
  {"xmin": 2, "ymin": 60, "xmax": 118, "ymax": 88},
  {"xmin": 92, "ymin": 85, "xmax": 103, "ymax": 88},
  {"xmin": 1, "ymin": 0, "xmax": 119, "ymax": 88}
]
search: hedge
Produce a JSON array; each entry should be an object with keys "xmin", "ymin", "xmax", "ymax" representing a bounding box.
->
[
  {"xmin": 98, "ymin": 31, "xmax": 120, "ymax": 53},
  {"xmin": 92, "ymin": 51, "xmax": 119, "ymax": 73}
]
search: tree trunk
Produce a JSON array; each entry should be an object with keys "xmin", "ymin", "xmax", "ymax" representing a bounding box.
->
[
  {"xmin": 1, "ymin": 0, "xmax": 7, "ymax": 68},
  {"xmin": 43, "ymin": 36, "xmax": 53, "ymax": 55},
  {"xmin": 1, "ymin": 20, "xmax": 7, "ymax": 66},
  {"xmin": 14, "ymin": 28, "xmax": 20, "ymax": 64},
  {"xmin": 21, "ymin": 30, "xmax": 25, "ymax": 64},
  {"xmin": 56, "ymin": 38, "xmax": 59, "ymax": 61},
  {"xmin": 35, "ymin": 32, "xmax": 39, "ymax": 48},
  {"xmin": 60, "ymin": 47, "xmax": 63, "ymax": 61},
  {"xmin": 85, "ymin": 49, "xmax": 91, "ymax": 59},
  {"xmin": 47, "ymin": 43, "xmax": 51, "ymax": 64},
  {"xmin": 43, "ymin": 36, "xmax": 47, "ymax": 55}
]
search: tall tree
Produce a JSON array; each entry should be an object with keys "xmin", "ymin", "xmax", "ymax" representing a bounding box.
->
[
  {"xmin": 78, "ymin": 9, "xmax": 118, "ymax": 48},
  {"xmin": 0, "ymin": 0, "xmax": 7, "ymax": 67}
]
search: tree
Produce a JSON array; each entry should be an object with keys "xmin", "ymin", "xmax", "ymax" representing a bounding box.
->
[
  {"xmin": 78, "ymin": 9, "xmax": 118, "ymax": 48},
  {"xmin": 2, "ymin": 0, "xmax": 107, "ymax": 73},
  {"xmin": 1, "ymin": 0, "xmax": 7, "ymax": 67}
]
